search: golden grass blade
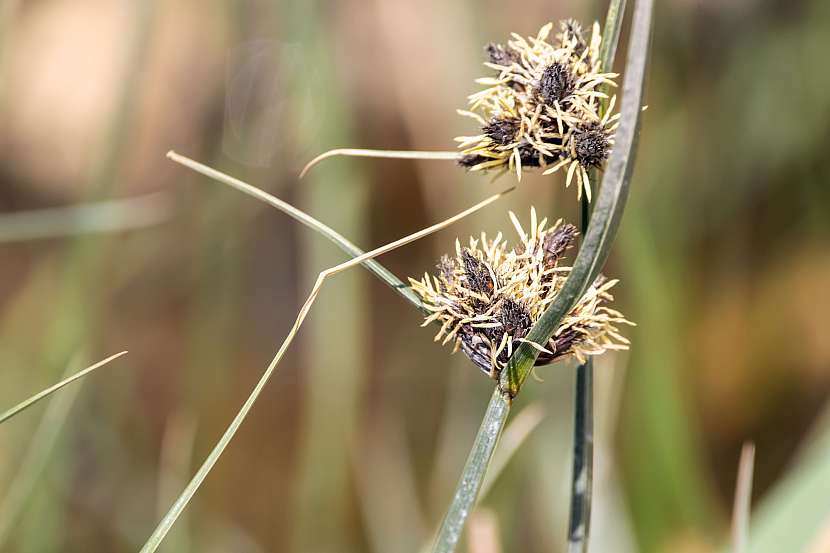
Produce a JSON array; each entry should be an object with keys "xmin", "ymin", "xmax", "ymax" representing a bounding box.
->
[{"xmin": 300, "ymin": 148, "xmax": 459, "ymax": 178}]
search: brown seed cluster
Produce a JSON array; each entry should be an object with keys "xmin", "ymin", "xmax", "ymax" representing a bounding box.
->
[
  {"xmin": 409, "ymin": 209, "xmax": 633, "ymax": 378},
  {"xmin": 456, "ymin": 20, "xmax": 620, "ymax": 201}
]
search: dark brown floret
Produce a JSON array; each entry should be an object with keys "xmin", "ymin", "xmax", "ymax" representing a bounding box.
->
[
  {"xmin": 462, "ymin": 250, "xmax": 495, "ymax": 295},
  {"xmin": 499, "ymin": 299, "xmax": 532, "ymax": 339},
  {"xmin": 537, "ymin": 63, "xmax": 576, "ymax": 106},
  {"xmin": 458, "ymin": 154, "xmax": 489, "ymax": 168},
  {"xmin": 542, "ymin": 223, "xmax": 578, "ymax": 267},
  {"xmin": 517, "ymin": 141, "xmax": 560, "ymax": 168},
  {"xmin": 483, "ymin": 118, "xmax": 520, "ymax": 146},
  {"xmin": 573, "ymin": 123, "xmax": 611, "ymax": 168},
  {"xmin": 458, "ymin": 326, "xmax": 494, "ymax": 375},
  {"xmin": 485, "ymin": 43, "xmax": 518, "ymax": 66}
]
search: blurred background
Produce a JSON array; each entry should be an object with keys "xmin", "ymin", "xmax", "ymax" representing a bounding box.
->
[{"xmin": 1, "ymin": 0, "xmax": 829, "ymax": 552}]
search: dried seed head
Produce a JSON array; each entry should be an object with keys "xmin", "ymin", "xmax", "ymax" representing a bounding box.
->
[
  {"xmin": 462, "ymin": 250, "xmax": 495, "ymax": 295},
  {"xmin": 543, "ymin": 222, "xmax": 578, "ymax": 266},
  {"xmin": 537, "ymin": 62, "xmax": 576, "ymax": 105},
  {"xmin": 409, "ymin": 209, "xmax": 633, "ymax": 378},
  {"xmin": 572, "ymin": 122, "xmax": 611, "ymax": 168},
  {"xmin": 483, "ymin": 118, "xmax": 520, "ymax": 146},
  {"xmin": 485, "ymin": 42, "xmax": 518, "ymax": 67},
  {"xmin": 456, "ymin": 20, "xmax": 624, "ymax": 201}
]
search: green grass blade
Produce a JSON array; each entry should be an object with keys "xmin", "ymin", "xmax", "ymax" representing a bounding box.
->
[
  {"xmin": 0, "ymin": 358, "xmax": 87, "ymax": 546},
  {"xmin": 167, "ymin": 151, "xmax": 422, "ymax": 310},
  {"xmin": 0, "ymin": 351, "xmax": 127, "ymax": 425},
  {"xmin": 0, "ymin": 193, "xmax": 171, "ymax": 243},
  {"xmin": 479, "ymin": 403, "xmax": 544, "ymax": 499},
  {"xmin": 599, "ymin": 0, "xmax": 628, "ymax": 74},
  {"xmin": 431, "ymin": 389, "xmax": 511, "ymax": 553},
  {"xmin": 744, "ymin": 408, "xmax": 830, "ymax": 553},
  {"xmin": 500, "ymin": 0, "xmax": 653, "ymax": 397}
]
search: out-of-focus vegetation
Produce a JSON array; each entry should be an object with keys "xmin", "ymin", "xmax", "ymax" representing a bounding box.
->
[{"xmin": 0, "ymin": 1, "xmax": 828, "ymax": 552}]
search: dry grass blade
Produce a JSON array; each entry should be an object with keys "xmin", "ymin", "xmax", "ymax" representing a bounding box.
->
[
  {"xmin": 732, "ymin": 442, "xmax": 756, "ymax": 553},
  {"xmin": 168, "ymin": 151, "xmax": 424, "ymax": 309},
  {"xmin": 0, "ymin": 351, "xmax": 128, "ymax": 425},
  {"xmin": 300, "ymin": 148, "xmax": 459, "ymax": 178},
  {"xmin": 139, "ymin": 168, "xmax": 510, "ymax": 553}
]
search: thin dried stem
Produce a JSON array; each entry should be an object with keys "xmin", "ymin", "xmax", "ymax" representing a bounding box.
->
[{"xmin": 300, "ymin": 148, "xmax": 459, "ymax": 178}]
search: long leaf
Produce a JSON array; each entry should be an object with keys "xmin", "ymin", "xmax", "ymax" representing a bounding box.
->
[
  {"xmin": 431, "ymin": 1, "xmax": 654, "ymax": 550},
  {"xmin": 501, "ymin": 0, "xmax": 653, "ymax": 397},
  {"xmin": 167, "ymin": 151, "xmax": 422, "ymax": 309}
]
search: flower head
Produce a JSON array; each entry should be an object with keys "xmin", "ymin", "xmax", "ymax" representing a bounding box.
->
[
  {"xmin": 456, "ymin": 20, "xmax": 620, "ymax": 201},
  {"xmin": 409, "ymin": 209, "xmax": 633, "ymax": 378}
]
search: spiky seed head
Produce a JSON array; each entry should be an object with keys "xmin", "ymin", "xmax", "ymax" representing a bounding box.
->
[
  {"xmin": 537, "ymin": 63, "xmax": 576, "ymax": 106},
  {"xmin": 409, "ymin": 210, "xmax": 633, "ymax": 378},
  {"xmin": 573, "ymin": 122, "xmax": 611, "ymax": 168},
  {"xmin": 456, "ymin": 20, "xmax": 623, "ymax": 200}
]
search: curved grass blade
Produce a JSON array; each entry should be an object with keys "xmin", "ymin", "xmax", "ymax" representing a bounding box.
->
[
  {"xmin": 431, "ymin": 1, "xmax": 653, "ymax": 550},
  {"xmin": 139, "ymin": 182, "xmax": 510, "ymax": 553},
  {"xmin": 501, "ymin": 0, "xmax": 653, "ymax": 397},
  {"xmin": 0, "ymin": 351, "xmax": 127, "ymax": 425},
  {"xmin": 300, "ymin": 148, "xmax": 459, "ymax": 179},
  {"xmin": 0, "ymin": 356, "xmax": 89, "ymax": 546},
  {"xmin": 167, "ymin": 151, "xmax": 423, "ymax": 310}
]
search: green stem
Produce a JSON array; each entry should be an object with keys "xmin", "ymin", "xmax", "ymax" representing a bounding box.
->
[
  {"xmin": 500, "ymin": 0, "xmax": 652, "ymax": 398},
  {"xmin": 431, "ymin": 389, "xmax": 510, "ymax": 553},
  {"xmin": 567, "ymin": 183, "xmax": 596, "ymax": 552},
  {"xmin": 430, "ymin": 1, "xmax": 653, "ymax": 550}
]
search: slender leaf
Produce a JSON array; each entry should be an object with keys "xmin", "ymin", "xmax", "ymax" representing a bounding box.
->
[
  {"xmin": 567, "ymin": 1, "xmax": 626, "ymax": 548},
  {"xmin": 0, "ymin": 351, "xmax": 127, "ymax": 425},
  {"xmin": 501, "ymin": 0, "xmax": 653, "ymax": 397},
  {"xmin": 167, "ymin": 151, "xmax": 422, "ymax": 309},
  {"xmin": 431, "ymin": 389, "xmax": 510, "ymax": 553},
  {"xmin": 745, "ymin": 408, "xmax": 830, "ymax": 553},
  {"xmin": 431, "ymin": 1, "xmax": 653, "ymax": 550},
  {"xmin": 0, "ymin": 358, "xmax": 88, "ymax": 546}
]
